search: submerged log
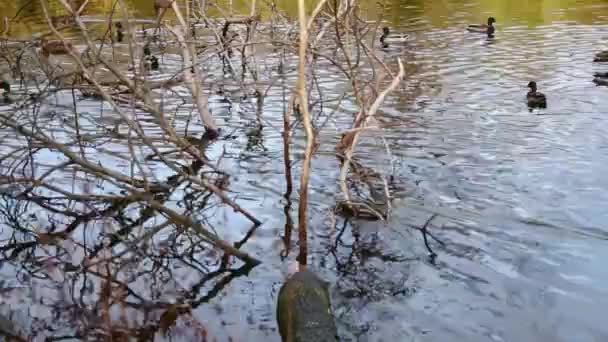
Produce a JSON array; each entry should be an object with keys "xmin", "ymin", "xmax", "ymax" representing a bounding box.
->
[{"xmin": 276, "ymin": 269, "xmax": 338, "ymax": 342}]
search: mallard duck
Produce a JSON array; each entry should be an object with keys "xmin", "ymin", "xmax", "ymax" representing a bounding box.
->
[
  {"xmin": 526, "ymin": 81, "xmax": 547, "ymax": 109},
  {"xmin": 143, "ymin": 44, "xmax": 159, "ymax": 71},
  {"xmin": 468, "ymin": 17, "xmax": 496, "ymax": 31},
  {"xmin": 1, "ymin": 80, "xmax": 13, "ymax": 104},
  {"xmin": 593, "ymin": 72, "xmax": 608, "ymax": 86},
  {"xmin": 38, "ymin": 39, "xmax": 82, "ymax": 75},
  {"xmin": 40, "ymin": 38, "xmax": 74, "ymax": 56},
  {"xmin": 336, "ymin": 159, "xmax": 391, "ymax": 221},
  {"xmin": 379, "ymin": 27, "xmax": 409, "ymax": 48},
  {"xmin": 115, "ymin": 22, "xmax": 124, "ymax": 43},
  {"xmin": 594, "ymin": 51, "xmax": 608, "ymax": 62},
  {"xmin": 593, "ymin": 77, "xmax": 608, "ymax": 86},
  {"xmin": 467, "ymin": 17, "xmax": 496, "ymax": 37},
  {"xmin": 50, "ymin": 15, "xmax": 75, "ymax": 27},
  {"xmin": 1, "ymin": 80, "xmax": 38, "ymax": 104}
]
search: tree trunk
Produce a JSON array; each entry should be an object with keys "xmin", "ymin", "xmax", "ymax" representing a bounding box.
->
[{"xmin": 276, "ymin": 270, "xmax": 338, "ymax": 342}]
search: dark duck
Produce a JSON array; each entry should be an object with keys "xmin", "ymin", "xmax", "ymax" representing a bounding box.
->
[
  {"xmin": 40, "ymin": 38, "xmax": 74, "ymax": 56},
  {"xmin": 143, "ymin": 44, "xmax": 159, "ymax": 71},
  {"xmin": 115, "ymin": 22, "xmax": 124, "ymax": 43},
  {"xmin": 593, "ymin": 72, "xmax": 608, "ymax": 86},
  {"xmin": 593, "ymin": 51, "xmax": 608, "ymax": 62},
  {"xmin": 379, "ymin": 27, "xmax": 409, "ymax": 48},
  {"xmin": 1, "ymin": 80, "xmax": 13, "ymax": 104},
  {"xmin": 526, "ymin": 81, "xmax": 547, "ymax": 109},
  {"xmin": 467, "ymin": 17, "xmax": 496, "ymax": 37}
]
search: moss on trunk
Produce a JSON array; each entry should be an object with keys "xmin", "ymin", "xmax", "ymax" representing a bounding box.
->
[{"xmin": 276, "ymin": 269, "xmax": 338, "ymax": 342}]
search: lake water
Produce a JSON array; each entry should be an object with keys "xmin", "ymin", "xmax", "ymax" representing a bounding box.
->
[{"xmin": 1, "ymin": 0, "xmax": 608, "ymax": 341}]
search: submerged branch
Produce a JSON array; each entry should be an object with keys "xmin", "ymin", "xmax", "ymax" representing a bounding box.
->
[{"xmin": 338, "ymin": 58, "xmax": 404, "ymax": 217}]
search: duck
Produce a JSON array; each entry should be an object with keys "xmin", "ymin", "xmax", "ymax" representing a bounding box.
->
[
  {"xmin": 38, "ymin": 38, "xmax": 81, "ymax": 75},
  {"xmin": 1, "ymin": 80, "xmax": 39, "ymax": 104},
  {"xmin": 50, "ymin": 15, "xmax": 75, "ymax": 27},
  {"xmin": 594, "ymin": 51, "xmax": 608, "ymax": 62},
  {"xmin": 526, "ymin": 81, "xmax": 547, "ymax": 109},
  {"xmin": 379, "ymin": 27, "xmax": 409, "ymax": 48},
  {"xmin": 593, "ymin": 72, "xmax": 608, "ymax": 86},
  {"xmin": 40, "ymin": 38, "xmax": 74, "ymax": 56},
  {"xmin": 115, "ymin": 22, "xmax": 124, "ymax": 43},
  {"xmin": 593, "ymin": 77, "xmax": 608, "ymax": 86},
  {"xmin": 1, "ymin": 80, "xmax": 14, "ymax": 104},
  {"xmin": 143, "ymin": 44, "xmax": 159, "ymax": 71},
  {"xmin": 467, "ymin": 17, "xmax": 496, "ymax": 37}
]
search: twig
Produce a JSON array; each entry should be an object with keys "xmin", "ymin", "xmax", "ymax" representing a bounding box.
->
[{"xmin": 419, "ymin": 213, "xmax": 440, "ymax": 258}]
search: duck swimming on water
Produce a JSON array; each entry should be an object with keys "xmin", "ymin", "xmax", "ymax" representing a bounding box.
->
[
  {"xmin": 594, "ymin": 51, "xmax": 608, "ymax": 62},
  {"xmin": 526, "ymin": 81, "xmax": 547, "ymax": 109},
  {"xmin": 1, "ymin": 80, "xmax": 37, "ymax": 104},
  {"xmin": 594, "ymin": 77, "xmax": 608, "ymax": 86},
  {"xmin": 467, "ymin": 17, "xmax": 496, "ymax": 37},
  {"xmin": 1, "ymin": 80, "xmax": 13, "ymax": 104},
  {"xmin": 593, "ymin": 72, "xmax": 608, "ymax": 86},
  {"xmin": 40, "ymin": 38, "xmax": 74, "ymax": 56},
  {"xmin": 143, "ymin": 44, "xmax": 159, "ymax": 71},
  {"xmin": 379, "ymin": 27, "xmax": 409, "ymax": 48},
  {"xmin": 115, "ymin": 22, "xmax": 124, "ymax": 43}
]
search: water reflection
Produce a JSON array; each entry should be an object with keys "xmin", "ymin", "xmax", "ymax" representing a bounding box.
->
[
  {"xmin": 1, "ymin": 0, "xmax": 608, "ymax": 341},
  {"xmin": 2, "ymin": 0, "xmax": 608, "ymax": 35}
]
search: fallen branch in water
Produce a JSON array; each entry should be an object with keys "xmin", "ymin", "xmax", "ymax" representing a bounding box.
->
[
  {"xmin": 337, "ymin": 58, "xmax": 404, "ymax": 220},
  {"xmin": 0, "ymin": 0, "xmax": 264, "ymax": 265}
]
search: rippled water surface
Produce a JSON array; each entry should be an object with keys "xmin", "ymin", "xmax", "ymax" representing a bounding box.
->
[{"xmin": 2, "ymin": 0, "xmax": 608, "ymax": 341}]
